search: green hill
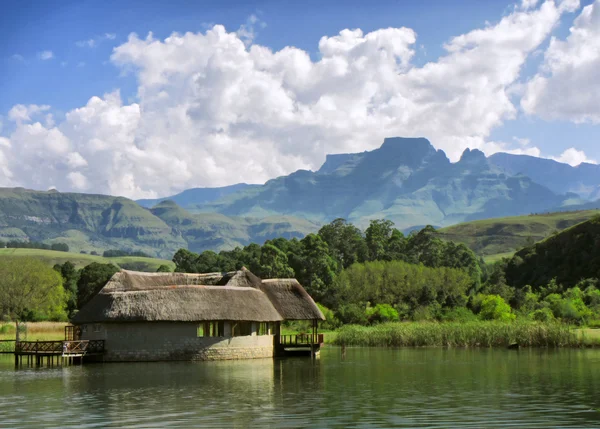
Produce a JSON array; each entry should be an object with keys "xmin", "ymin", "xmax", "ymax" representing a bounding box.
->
[
  {"xmin": 504, "ymin": 215, "xmax": 600, "ymax": 289},
  {"xmin": 0, "ymin": 188, "xmax": 319, "ymax": 258},
  {"xmin": 0, "ymin": 248, "xmax": 175, "ymax": 271},
  {"xmin": 437, "ymin": 210, "xmax": 600, "ymax": 260}
]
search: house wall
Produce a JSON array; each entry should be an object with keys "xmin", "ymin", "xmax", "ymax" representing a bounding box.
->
[{"xmin": 79, "ymin": 322, "xmax": 277, "ymax": 362}]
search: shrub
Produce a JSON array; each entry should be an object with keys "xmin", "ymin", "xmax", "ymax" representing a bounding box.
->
[
  {"xmin": 336, "ymin": 304, "xmax": 368, "ymax": 325},
  {"xmin": 478, "ymin": 295, "xmax": 515, "ymax": 321},
  {"xmin": 530, "ymin": 308, "xmax": 554, "ymax": 322},
  {"xmin": 440, "ymin": 307, "xmax": 478, "ymax": 322},
  {"xmin": 366, "ymin": 304, "xmax": 399, "ymax": 324}
]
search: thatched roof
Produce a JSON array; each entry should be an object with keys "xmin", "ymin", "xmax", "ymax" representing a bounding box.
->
[
  {"xmin": 72, "ymin": 269, "xmax": 324, "ymax": 324},
  {"xmin": 260, "ymin": 279, "xmax": 325, "ymax": 321},
  {"xmin": 71, "ymin": 285, "xmax": 283, "ymax": 324}
]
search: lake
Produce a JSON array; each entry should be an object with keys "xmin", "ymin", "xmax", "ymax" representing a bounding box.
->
[{"xmin": 1, "ymin": 348, "xmax": 600, "ymax": 428}]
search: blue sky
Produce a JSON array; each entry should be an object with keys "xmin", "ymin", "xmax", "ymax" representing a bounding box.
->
[{"xmin": 0, "ymin": 0, "xmax": 598, "ymax": 198}]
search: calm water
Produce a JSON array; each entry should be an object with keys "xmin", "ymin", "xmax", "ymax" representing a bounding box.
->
[{"xmin": 1, "ymin": 348, "xmax": 600, "ymax": 428}]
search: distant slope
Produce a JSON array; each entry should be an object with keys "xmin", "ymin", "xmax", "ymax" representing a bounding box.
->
[
  {"xmin": 489, "ymin": 153, "xmax": 600, "ymax": 200},
  {"xmin": 0, "ymin": 248, "xmax": 175, "ymax": 271},
  {"xmin": 438, "ymin": 210, "xmax": 600, "ymax": 258},
  {"xmin": 505, "ymin": 215, "xmax": 600, "ymax": 289},
  {"xmin": 137, "ymin": 183, "xmax": 258, "ymax": 209},
  {"xmin": 0, "ymin": 187, "xmax": 186, "ymax": 258},
  {"xmin": 0, "ymin": 188, "xmax": 318, "ymax": 257},
  {"xmin": 196, "ymin": 138, "xmax": 573, "ymax": 230},
  {"xmin": 149, "ymin": 200, "xmax": 319, "ymax": 253}
]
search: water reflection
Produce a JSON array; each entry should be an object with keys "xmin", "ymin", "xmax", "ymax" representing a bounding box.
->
[{"xmin": 1, "ymin": 349, "xmax": 600, "ymax": 428}]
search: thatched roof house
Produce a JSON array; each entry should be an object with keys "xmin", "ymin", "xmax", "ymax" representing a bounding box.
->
[{"xmin": 72, "ymin": 269, "xmax": 324, "ymax": 362}]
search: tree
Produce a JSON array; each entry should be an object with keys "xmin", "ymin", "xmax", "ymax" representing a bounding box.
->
[
  {"xmin": 296, "ymin": 234, "xmax": 338, "ymax": 302},
  {"xmin": 318, "ymin": 218, "xmax": 367, "ymax": 268},
  {"xmin": 173, "ymin": 249, "xmax": 199, "ymax": 272},
  {"xmin": 258, "ymin": 244, "xmax": 294, "ymax": 278},
  {"xmin": 156, "ymin": 264, "xmax": 172, "ymax": 272},
  {"xmin": 365, "ymin": 219, "xmax": 395, "ymax": 261},
  {"xmin": 53, "ymin": 261, "xmax": 80, "ymax": 317},
  {"xmin": 77, "ymin": 263, "xmax": 119, "ymax": 309},
  {"xmin": 0, "ymin": 258, "xmax": 65, "ymax": 341}
]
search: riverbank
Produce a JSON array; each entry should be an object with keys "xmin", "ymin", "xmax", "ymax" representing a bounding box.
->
[{"xmin": 332, "ymin": 321, "xmax": 599, "ymax": 348}]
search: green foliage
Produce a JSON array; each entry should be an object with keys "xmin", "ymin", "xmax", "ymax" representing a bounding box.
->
[
  {"xmin": 505, "ymin": 216, "xmax": 600, "ymax": 289},
  {"xmin": 103, "ymin": 249, "xmax": 151, "ymax": 258},
  {"xmin": 0, "ymin": 257, "xmax": 66, "ymax": 326},
  {"xmin": 440, "ymin": 307, "xmax": 478, "ymax": 323},
  {"xmin": 318, "ymin": 218, "xmax": 367, "ymax": 268},
  {"xmin": 53, "ymin": 261, "xmax": 79, "ymax": 317},
  {"xmin": 156, "ymin": 264, "xmax": 172, "ymax": 272},
  {"xmin": 530, "ymin": 308, "xmax": 554, "ymax": 322},
  {"xmin": 474, "ymin": 295, "xmax": 515, "ymax": 321},
  {"xmin": 336, "ymin": 304, "xmax": 368, "ymax": 325},
  {"xmin": 333, "ymin": 321, "xmax": 579, "ymax": 347},
  {"xmin": 77, "ymin": 263, "xmax": 119, "ymax": 310},
  {"xmin": 259, "ymin": 244, "xmax": 295, "ymax": 279},
  {"xmin": 366, "ymin": 304, "xmax": 400, "ymax": 324},
  {"xmin": 333, "ymin": 260, "xmax": 471, "ymax": 318},
  {"xmin": 316, "ymin": 303, "xmax": 341, "ymax": 330}
]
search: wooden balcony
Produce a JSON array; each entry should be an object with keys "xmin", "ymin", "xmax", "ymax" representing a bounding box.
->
[{"xmin": 279, "ymin": 334, "xmax": 324, "ymax": 346}]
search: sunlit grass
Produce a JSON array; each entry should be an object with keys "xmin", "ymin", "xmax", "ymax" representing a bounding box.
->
[{"xmin": 333, "ymin": 321, "xmax": 584, "ymax": 348}]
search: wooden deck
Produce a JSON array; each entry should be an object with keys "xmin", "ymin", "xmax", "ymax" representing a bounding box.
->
[
  {"xmin": 277, "ymin": 334, "xmax": 324, "ymax": 358},
  {"xmin": 13, "ymin": 340, "xmax": 105, "ymax": 367}
]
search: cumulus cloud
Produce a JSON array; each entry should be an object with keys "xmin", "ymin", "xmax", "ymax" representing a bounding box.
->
[
  {"xmin": 522, "ymin": 0, "xmax": 599, "ymax": 123},
  {"xmin": 553, "ymin": 147, "xmax": 597, "ymax": 165},
  {"xmin": 8, "ymin": 104, "xmax": 51, "ymax": 123},
  {"xmin": 38, "ymin": 50, "xmax": 54, "ymax": 60},
  {"xmin": 0, "ymin": 1, "xmax": 587, "ymax": 198}
]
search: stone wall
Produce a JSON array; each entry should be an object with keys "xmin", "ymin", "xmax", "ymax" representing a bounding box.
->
[{"xmin": 79, "ymin": 322, "xmax": 275, "ymax": 362}]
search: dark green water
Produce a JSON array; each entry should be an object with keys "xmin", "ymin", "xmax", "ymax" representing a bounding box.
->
[{"xmin": 1, "ymin": 348, "xmax": 600, "ymax": 428}]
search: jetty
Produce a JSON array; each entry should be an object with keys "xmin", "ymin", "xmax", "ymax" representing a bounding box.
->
[{"xmin": 10, "ymin": 339, "xmax": 105, "ymax": 367}]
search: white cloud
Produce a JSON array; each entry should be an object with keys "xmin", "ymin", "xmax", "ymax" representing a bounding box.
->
[
  {"xmin": 66, "ymin": 152, "xmax": 88, "ymax": 168},
  {"xmin": 0, "ymin": 1, "xmax": 586, "ymax": 198},
  {"xmin": 11, "ymin": 54, "xmax": 25, "ymax": 62},
  {"xmin": 38, "ymin": 50, "xmax": 54, "ymax": 60},
  {"xmin": 553, "ymin": 147, "xmax": 597, "ymax": 165},
  {"xmin": 522, "ymin": 0, "xmax": 600, "ymax": 123},
  {"xmin": 67, "ymin": 172, "xmax": 89, "ymax": 190},
  {"xmin": 8, "ymin": 104, "xmax": 50, "ymax": 122},
  {"xmin": 236, "ymin": 14, "xmax": 265, "ymax": 46},
  {"xmin": 76, "ymin": 33, "xmax": 117, "ymax": 48}
]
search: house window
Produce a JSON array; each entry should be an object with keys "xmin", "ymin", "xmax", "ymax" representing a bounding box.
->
[
  {"xmin": 231, "ymin": 322, "xmax": 252, "ymax": 337},
  {"xmin": 198, "ymin": 321, "xmax": 224, "ymax": 337},
  {"xmin": 81, "ymin": 325, "xmax": 88, "ymax": 333},
  {"xmin": 93, "ymin": 324, "xmax": 102, "ymax": 333},
  {"xmin": 258, "ymin": 322, "xmax": 270, "ymax": 335}
]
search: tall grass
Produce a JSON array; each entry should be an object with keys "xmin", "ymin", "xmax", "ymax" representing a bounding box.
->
[
  {"xmin": 333, "ymin": 321, "xmax": 582, "ymax": 348},
  {"xmin": 0, "ymin": 322, "xmax": 68, "ymax": 341}
]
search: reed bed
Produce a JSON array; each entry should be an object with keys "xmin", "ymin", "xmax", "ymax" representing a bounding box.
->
[{"xmin": 333, "ymin": 321, "xmax": 583, "ymax": 348}]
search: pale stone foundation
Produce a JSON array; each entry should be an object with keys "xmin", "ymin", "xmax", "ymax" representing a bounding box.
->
[{"xmin": 81, "ymin": 321, "xmax": 276, "ymax": 362}]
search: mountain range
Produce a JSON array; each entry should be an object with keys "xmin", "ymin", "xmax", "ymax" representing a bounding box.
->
[{"xmin": 1, "ymin": 137, "xmax": 598, "ymax": 257}]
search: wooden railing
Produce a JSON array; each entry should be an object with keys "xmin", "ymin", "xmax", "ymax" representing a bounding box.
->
[
  {"xmin": 279, "ymin": 334, "xmax": 324, "ymax": 346},
  {"xmin": 14, "ymin": 340, "xmax": 105, "ymax": 355}
]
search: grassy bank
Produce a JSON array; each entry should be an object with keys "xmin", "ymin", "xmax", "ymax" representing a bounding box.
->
[
  {"xmin": 332, "ymin": 321, "xmax": 588, "ymax": 348},
  {"xmin": 0, "ymin": 322, "xmax": 68, "ymax": 342},
  {"xmin": 0, "ymin": 248, "xmax": 175, "ymax": 270}
]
